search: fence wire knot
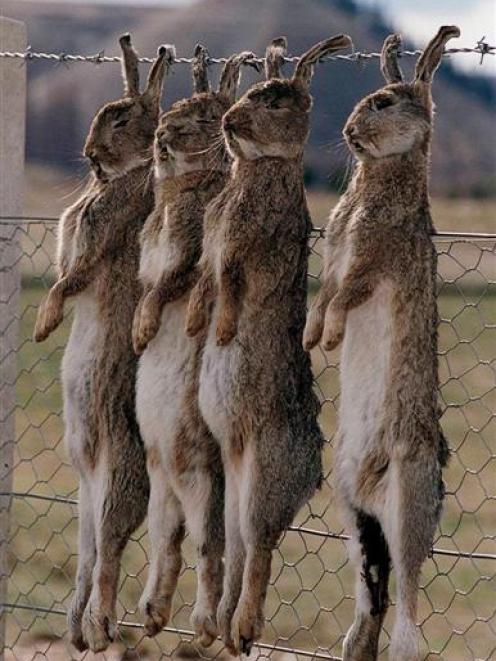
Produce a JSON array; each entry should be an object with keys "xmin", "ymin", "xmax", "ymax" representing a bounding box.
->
[
  {"xmin": 476, "ymin": 36, "xmax": 491, "ymax": 64},
  {"xmin": 91, "ymin": 49, "xmax": 105, "ymax": 65}
]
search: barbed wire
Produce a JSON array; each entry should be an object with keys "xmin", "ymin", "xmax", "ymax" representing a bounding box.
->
[{"xmin": 0, "ymin": 38, "xmax": 494, "ymax": 67}]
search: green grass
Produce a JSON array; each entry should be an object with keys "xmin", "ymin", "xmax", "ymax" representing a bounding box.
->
[{"xmin": 4, "ymin": 219, "xmax": 496, "ymax": 660}]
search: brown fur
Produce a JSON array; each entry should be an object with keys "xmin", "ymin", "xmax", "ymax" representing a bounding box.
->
[
  {"xmin": 133, "ymin": 52, "xmax": 256, "ymax": 645},
  {"xmin": 33, "ymin": 35, "xmax": 172, "ymax": 653},
  {"xmin": 186, "ymin": 34, "xmax": 352, "ymax": 655},
  {"xmin": 303, "ymin": 27, "xmax": 459, "ymax": 661}
]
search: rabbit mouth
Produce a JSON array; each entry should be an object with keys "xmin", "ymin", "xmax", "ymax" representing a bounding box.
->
[
  {"xmin": 88, "ymin": 154, "xmax": 113, "ymax": 182},
  {"xmin": 91, "ymin": 162, "xmax": 109, "ymax": 182},
  {"xmin": 230, "ymin": 126, "xmax": 253, "ymax": 141},
  {"xmin": 349, "ymin": 137, "xmax": 365, "ymax": 154}
]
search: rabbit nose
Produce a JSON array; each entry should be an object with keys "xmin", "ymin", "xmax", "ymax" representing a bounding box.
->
[
  {"xmin": 156, "ymin": 127, "xmax": 170, "ymax": 144},
  {"xmin": 86, "ymin": 150, "xmax": 98, "ymax": 164},
  {"xmin": 223, "ymin": 115, "xmax": 236, "ymax": 131}
]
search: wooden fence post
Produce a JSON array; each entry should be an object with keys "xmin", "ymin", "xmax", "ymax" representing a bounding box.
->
[{"xmin": 0, "ymin": 17, "xmax": 26, "ymax": 660}]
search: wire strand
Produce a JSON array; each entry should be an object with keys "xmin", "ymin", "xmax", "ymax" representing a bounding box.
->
[{"xmin": 0, "ymin": 41, "xmax": 494, "ymax": 66}]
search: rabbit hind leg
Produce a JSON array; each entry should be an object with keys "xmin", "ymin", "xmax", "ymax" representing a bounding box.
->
[
  {"xmin": 385, "ymin": 459, "xmax": 438, "ymax": 661},
  {"xmin": 229, "ymin": 444, "xmax": 283, "ymax": 656},
  {"xmin": 81, "ymin": 449, "xmax": 148, "ymax": 652},
  {"xmin": 67, "ymin": 476, "xmax": 96, "ymax": 651},
  {"xmin": 343, "ymin": 506, "xmax": 391, "ymax": 661},
  {"xmin": 216, "ymin": 461, "xmax": 246, "ymax": 655},
  {"xmin": 139, "ymin": 450, "xmax": 185, "ymax": 637},
  {"xmin": 181, "ymin": 455, "xmax": 224, "ymax": 648}
]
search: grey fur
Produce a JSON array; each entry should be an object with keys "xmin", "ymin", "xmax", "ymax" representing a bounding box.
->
[
  {"xmin": 304, "ymin": 25, "xmax": 460, "ymax": 661},
  {"xmin": 380, "ymin": 34, "xmax": 403, "ymax": 84},
  {"xmin": 264, "ymin": 37, "xmax": 287, "ymax": 80},
  {"xmin": 186, "ymin": 33, "xmax": 351, "ymax": 655},
  {"xmin": 133, "ymin": 54, "xmax": 251, "ymax": 646},
  {"xmin": 33, "ymin": 35, "xmax": 171, "ymax": 653}
]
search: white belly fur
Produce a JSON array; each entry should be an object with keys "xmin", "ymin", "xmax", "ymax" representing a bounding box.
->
[
  {"xmin": 61, "ymin": 290, "xmax": 100, "ymax": 468},
  {"xmin": 337, "ymin": 281, "xmax": 393, "ymax": 503},
  {"xmin": 198, "ymin": 304, "xmax": 239, "ymax": 448},
  {"xmin": 136, "ymin": 298, "xmax": 192, "ymax": 456}
]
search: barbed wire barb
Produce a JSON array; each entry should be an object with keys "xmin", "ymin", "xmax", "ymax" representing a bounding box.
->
[{"xmin": 476, "ymin": 36, "xmax": 491, "ymax": 64}]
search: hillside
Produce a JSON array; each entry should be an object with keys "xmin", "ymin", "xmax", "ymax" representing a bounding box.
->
[{"xmin": 4, "ymin": 0, "xmax": 496, "ymax": 195}]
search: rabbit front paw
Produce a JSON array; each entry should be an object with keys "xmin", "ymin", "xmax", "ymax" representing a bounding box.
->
[
  {"xmin": 322, "ymin": 308, "xmax": 345, "ymax": 352},
  {"xmin": 216, "ymin": 311, "xmax": 237, "ymax": 346},
  {"xmin": 33, "ymin": 291, "xmax": 64, "ymax": 342},
  {"xmin": 133, "ymin": 290, "xmax": 162, "ymax": 355},
  {"xmin": 303, "ymin": 313, "xmax": 323, "ymax": 352},
  {"xmin": 186, "ymin": 305, "xmax": 207, "ymax": 337}
]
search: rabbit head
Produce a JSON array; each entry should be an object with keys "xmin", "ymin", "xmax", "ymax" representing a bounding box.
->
[
  {"xmin": 344, "ymin": 26, "xmax": 460, "ymax": 161},
  {"xmin": 222, "ymin": 34, "xmax": 352, "ymax": 161},
  {"xmin": 83, "ymin": 34, "xmax": 175, "ymax": 182},
  {"xmin": 154, "ymin": 47, "xmax": 261, "ymax": 179}
]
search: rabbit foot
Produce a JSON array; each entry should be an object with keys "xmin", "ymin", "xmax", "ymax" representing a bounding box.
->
[
  {"xmin": 67, "ymin": 595, "xmax": 88, "ymax": 652},
  {"xmin": 191, "ymin": 603, "xmax": 218, "ymax": 648},
  {"xmin": 81, "ymin": 606, "xmax": 116, "ymax": 653},
  {"xmin": 342, "ymin": 614, "xmax": 380, "ymax": 661},
  {"xmin": 141, "ymin": 596, "xmax": 172, "ymax": 637},
  {"xmin": 33, "ymin": 294, "xmax": 63, "ymax": 342},
  {"xmin": 216, "ymin": 317, "xmax": 237, "ymax": 346},
  {"xmin": 389, "ymin": 620, "xmax": 420, "ymax": 661},
  {"xmin": 230, "ymin": 602, "xmax": 264, "ymax": 657},
  {"xmin": 217, "ymin": 596, "xmax": 237, "ymax": 655}
]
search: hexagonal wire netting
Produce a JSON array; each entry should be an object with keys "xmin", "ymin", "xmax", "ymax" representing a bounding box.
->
[{"xmin": 0, "ymin": 218, "xmax": 495, "ymax": 660}]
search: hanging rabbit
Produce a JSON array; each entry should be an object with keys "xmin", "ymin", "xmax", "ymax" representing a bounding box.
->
[
  {"xmin": 303, "ymin": 26, "xmax": 459, "ymax": 661},
  {"xmin": 33, "ymin": 35, "xmax": 174, "ymax": 653},
  {"xmin": 186, "ymin": 34, "xmax": 352, "ymax": 655},
  {"xmin": 133, "ymin": 47, "xmax": 259, "ymax": 645}
]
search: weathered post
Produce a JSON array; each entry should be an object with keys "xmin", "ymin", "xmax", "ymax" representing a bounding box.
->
[{"xmin": 0, "ymin": 18, "xmax": 26, "ymax": 660}]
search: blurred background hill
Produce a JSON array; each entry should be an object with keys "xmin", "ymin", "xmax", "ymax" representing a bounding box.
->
[{"xmin": 4, "ymin": 0, "xmax": 496, "ymax": 198}]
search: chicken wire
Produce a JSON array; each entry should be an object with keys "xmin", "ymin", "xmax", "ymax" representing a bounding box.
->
[{"xmin": 0, "ymin": 218, "xmax": 494, "ymax": 661}]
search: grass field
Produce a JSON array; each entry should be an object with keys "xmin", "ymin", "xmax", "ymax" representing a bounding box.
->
[{"xmin": 4, "ymin": 174, "xmax": 496, "ymax": 660}]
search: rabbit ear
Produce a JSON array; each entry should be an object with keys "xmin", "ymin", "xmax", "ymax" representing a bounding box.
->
[
  {"xmin": 119, "ymin": 33, "xmax": 140, "ymax": 97},
  {"xmin": 142, "ymin": 44, "xmax": 175, "ymax": 108},
  {"xmin": 380, "ymin": 34, "xmax": 404, "ymax": 84},
  {"xmin": 218, "ymin": 51, "xmax": 262, "ymax": 105},
  {"xmin": 265, "ymin": 37, "xmax": 288, "ymax": 80},
  {"xmin": 414, "ymin": 25, "xmax": 460, "ymax": 91},
  {"xmin": 192, "ymin": 43, "xmax": 210, "ymax": 94},
  {"xmin": 292, "ymin": 34, "xmax": 352, "ymax": 88}
]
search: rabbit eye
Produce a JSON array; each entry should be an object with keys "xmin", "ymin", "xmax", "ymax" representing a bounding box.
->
[
  {"xmin": 373, "ymin": 97, "xmax": 394, "ymax": 111},
  {"xmin": 267, "ymin": 100, "xmax": 280, "ymax": 110},
  {"xmin": 114, "ymin": 119, "xmax": 130, "ymax": 129}
]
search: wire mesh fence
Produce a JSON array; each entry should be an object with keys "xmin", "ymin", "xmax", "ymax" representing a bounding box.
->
[{"xmin": 1, "ymin": 217, "xmax": 495, "ymax": 660}]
